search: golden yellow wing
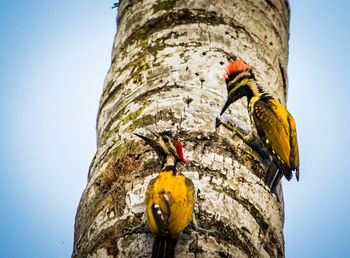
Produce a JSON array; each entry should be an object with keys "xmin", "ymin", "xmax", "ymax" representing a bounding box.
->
[
  {"xmin": 287, "ymin": 113, "xmax": 300, "ymax": 169},
  {"xmin": 268, "ymin": 98, "xmax": 300, "ymax": 171},
  {"xmin": 253, "ymin": 97, "xmax": 299, "ymax": 179},
  {"xmin": 166, "ymin": 177, "xmax": 194, "ymax": 236}
]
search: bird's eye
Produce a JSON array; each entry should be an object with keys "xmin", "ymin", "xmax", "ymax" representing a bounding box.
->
[{"xmin": 163, "ymin": 136, "xmax": 169, "ymax": 142}]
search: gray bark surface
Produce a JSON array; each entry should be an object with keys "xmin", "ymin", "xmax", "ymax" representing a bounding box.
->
[{"xmin": 73, "ymin": 0, "xmax": 290, "ymax": 257}]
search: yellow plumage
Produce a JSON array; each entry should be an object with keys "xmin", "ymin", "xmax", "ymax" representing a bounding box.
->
[
  {"xmin": 251, "ymin": 97, "xmax": 299, "ymax": 174},
  {"xmin": 146, "ymin": 170, "xmax": 194, "ymax": 237}
]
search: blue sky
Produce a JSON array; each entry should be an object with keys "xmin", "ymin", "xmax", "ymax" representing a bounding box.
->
[
  {"xmin": 0, "ymin": 1, "xmax": 349, "ymax": 257},
  {"xmin": 284, "ymin": 1, "xmax": 350, "ymax": 257}
]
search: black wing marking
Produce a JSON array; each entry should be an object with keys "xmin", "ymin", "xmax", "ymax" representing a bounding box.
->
[{"xmin": 151, "ymin": 204, "xmax": 168, "ymax": 234}]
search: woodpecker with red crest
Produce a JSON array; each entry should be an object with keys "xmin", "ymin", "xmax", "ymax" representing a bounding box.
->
[
  {"xmin": 134, "ymin": 129, "xmax": 194, "ymax": 258},
  {"xmin": 216, "ymin": 60, "xmax": 300, "ymax": 194}
]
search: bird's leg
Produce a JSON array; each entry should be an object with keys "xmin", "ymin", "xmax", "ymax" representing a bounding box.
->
[
  {"xmin": 191, "ymin": 219, "xmax": 219, "ymax": 241},
  {"xmin": 216, "ymin": 116, "xmax": 270, "ymax": 165},
  {"xmin": 122, "ymin": 221, "xmax": 147, "ymax": 236},
  {"xmin": 216, "ymin": 116, "xmax": 254, "ymax": 144}
]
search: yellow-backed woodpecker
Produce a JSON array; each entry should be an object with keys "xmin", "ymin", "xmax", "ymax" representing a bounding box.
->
[
  {"xmin": 217, "ymin": 60, "xmax": 300, "ymax": 194},
  {"xmin": 135, "ymin": 130, "xmax": 194, "ymax": 258}
]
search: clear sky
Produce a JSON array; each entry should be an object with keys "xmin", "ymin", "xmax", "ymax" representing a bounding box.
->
[{"xmin": 0, "ymin": 1, "xmax": 349, "ymax": 257}]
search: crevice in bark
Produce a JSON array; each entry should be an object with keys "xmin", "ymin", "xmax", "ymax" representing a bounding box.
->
[
  {"xmin": 116, "ymin": 9, "xmax": 226, "ymax": 58},
  {"xmin": 279, "ymin": 60, "xmax": 288, "ymax": 97},
  {"xmin": 195, "ymin": 210, "xmax": 258, "ymax": 256},
  {"xmin": 98, "ymin": 83, "xmax": 123, "ymax": 116}
]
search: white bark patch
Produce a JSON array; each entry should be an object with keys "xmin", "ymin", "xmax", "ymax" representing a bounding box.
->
[
  {"xmin": 125, "ymin": 173, "xmax": 157, "ymax": 214},
  {"xmin": 87, "ymin": 184, "xmax": 96, "ymax": 200},
  {"xmin": 117, "ymin": 234, "xmax": 154, "ymax": 257},
  {"xmin": 127, "ymin": 184, "xmax": 146, "ymax": 214},
  {"xmin": 87, "ymin": 248, "xmax": 113, "ymax": 258}
]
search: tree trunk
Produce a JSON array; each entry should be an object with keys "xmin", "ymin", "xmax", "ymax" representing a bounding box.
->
[{"xmin": 72, "ymin": 0, "xmax": 290, "ymax": 257}]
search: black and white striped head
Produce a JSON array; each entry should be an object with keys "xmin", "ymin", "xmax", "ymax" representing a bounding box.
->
[
  {"xmin": 220, "ymin": 60, "xmax": 263, "ymax": 115},
  {"xmin": 134, "ymin": 129, "xmax": 187, "ymax": 168}
]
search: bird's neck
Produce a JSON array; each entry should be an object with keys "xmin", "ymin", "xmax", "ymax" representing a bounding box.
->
[
  {"xmin": 246, "ymin": 79, "xmax": 264, "ymax": 102},
  {"xmin": 162, "ymin": 156, "xmax": 176, "ymax": 172}
]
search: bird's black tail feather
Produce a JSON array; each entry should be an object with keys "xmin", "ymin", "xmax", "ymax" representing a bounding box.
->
[
  {"xmin": 265, "ymin": 162, "xmax": 283, "ymax": 193},
  {"xmin": 270, "ymin": 171, "xmax": 283, "ymax": 195},
  {"xmin": 152, "ymin": 236, "xmax": 177, "ymax": 258}
]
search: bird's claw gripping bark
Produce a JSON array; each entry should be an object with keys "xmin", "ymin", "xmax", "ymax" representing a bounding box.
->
[
  {"xmin": 216, "ymin": 116, "xmax": 270, "ymax": 164},
  {"xmin": 216, "ymin": 116, "xmax": 249, "ymax": 142},
  {"xmin": 215, "ymin": 116, "xmax": 222, "ymax": 129},
  {"xmin": 191, "ymin": 220, "xmax": 220, "ymax": 241},
  {"xmin": 122, "ymin": 222, "xmax": 146, "ymax": 236},
  {"xmin": 196, "ymin": 227, "xmax": 220, "ymax": 240}
]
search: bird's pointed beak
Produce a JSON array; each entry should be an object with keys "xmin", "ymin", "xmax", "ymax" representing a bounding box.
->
[
  {"xmin": 134, "ymin": 132, "xmax": 153, "ymax": 143},
  {"xmin": 134, "ymin": 127, "xmax": 160, "ymax": 150},
  {"xmin": 134, "ymin": 132, "xmax": 166, "ymax": 162},
  {"xmin": 220, "ymin": 92, "xmax": 235, "ymax": 116},
  {"xmin": 134, "ymin": 133, "xmax": 160, "ymax": 151},
  {"xmin": 145, "ymin": 127, "xmax": 159, "ymax": 138}
]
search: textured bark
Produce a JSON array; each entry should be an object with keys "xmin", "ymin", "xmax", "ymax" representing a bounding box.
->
[{"xmin": 73, "ymin": 0, "xmax": 290, "ymax": 257}]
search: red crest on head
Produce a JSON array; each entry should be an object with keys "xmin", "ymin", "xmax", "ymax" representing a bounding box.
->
[
  {"xmin": 176, "ymin": 142, "xmax": 187, "ymax": 164},
  {"xmin": 224, "ymin": 60, "xmax": 251, "ymax": 79}
]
